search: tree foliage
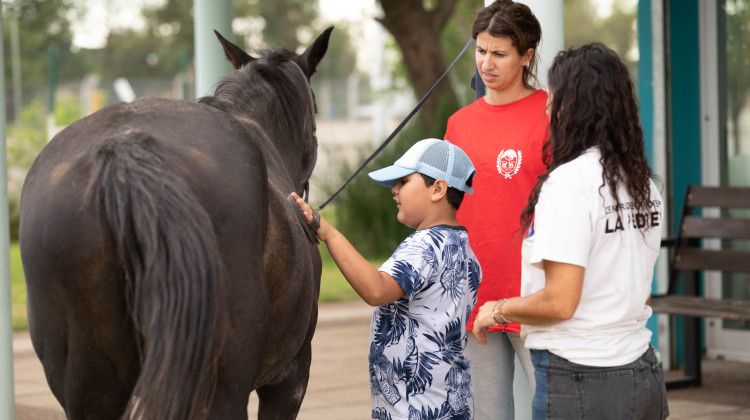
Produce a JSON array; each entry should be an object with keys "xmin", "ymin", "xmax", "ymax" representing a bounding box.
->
[
  {"xmin": 2, "ymin": 0, "xmax": 78, "ymax": 81},
  {"xmin": 1, "ymin": 0, "xmax": 92, "ymax": 117},
  {"xmin": 376, "ymin": 0, "xmax": 463, "ymax": 131},
  {"xmin": 97, "ymin": 0, "xmax": 194, "ymax": 81},
  {"xmin": 563, "ymin": 0, "xmax": 637, "ymax": 65},
  {"xmin": 63, "ymin": 0, "xmax": 326, "ymax": 99},
  {"xmin": 725, "ymin": 0, "xmax": 750, "ymax": 151},
  {"xmin": 235, "ymin": 0, "xmax": 318, "ymax": 50}
]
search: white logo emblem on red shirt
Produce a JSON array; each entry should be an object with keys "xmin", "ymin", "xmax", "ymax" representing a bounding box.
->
[{"xmin": 497, "ymin": 149, "xmax": 522, "ymax": 179}]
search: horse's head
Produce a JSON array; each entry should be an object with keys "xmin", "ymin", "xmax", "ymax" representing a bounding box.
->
[{"xmin": 210, "ymin": 27, "xmax": 333, "ymax": 199}]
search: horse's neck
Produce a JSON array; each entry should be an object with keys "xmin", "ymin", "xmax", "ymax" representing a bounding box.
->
[{"xmin": 236, "ymin": 114, "xmax": 301, "ymax": 190}]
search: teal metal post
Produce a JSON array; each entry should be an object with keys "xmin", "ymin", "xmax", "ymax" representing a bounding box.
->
[
  {"xmin": 668, "ymin": 0, "xmax": 702, "ymax": 373},
  {"xmin": 0, "ymin": 7, "xmax": 17, "ymax": 419},
  {"xmin": 637, "ymin": 0, "xmax": 661, "ymax": 350},
  {"xmin": 194, "ymin": 0, "xmax": 233, "ymax": 98}
]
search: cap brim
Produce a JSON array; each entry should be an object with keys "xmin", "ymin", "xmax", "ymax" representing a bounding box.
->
[{"xmin": 368, "ymin": 165, "xmax": 415, "ymax": 188}]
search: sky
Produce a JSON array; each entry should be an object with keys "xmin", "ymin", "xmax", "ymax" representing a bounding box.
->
[
  {"xmin": 72, "ymin": 0, "xmax": 375, "ymax": 49},
  {"xmin": 71, "ymin": 0, "xmax": 633, "ymax": 49},
  {"xmin": 71, "ymin": 0, "xmax": 163, "ymax": 49}
]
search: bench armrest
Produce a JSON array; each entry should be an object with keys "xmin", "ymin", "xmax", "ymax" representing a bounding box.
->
[{"xmin": 661, "ymin": 237, "xmax": 677, "ymax": 248}]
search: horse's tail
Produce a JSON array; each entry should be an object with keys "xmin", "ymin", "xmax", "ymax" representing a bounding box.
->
[{"xmin": 86, "ymin": 131, "xmax": 225, "ymax": 420}]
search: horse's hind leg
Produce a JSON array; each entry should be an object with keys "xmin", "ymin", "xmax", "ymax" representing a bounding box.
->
[
  {"xmin": 27, "ymin": 280, "xmax": 141, "ymax": 419},
  {"xmin": 60, "ymin": 333, "xmax": 139, "ymax": 419},
  {"xmin": 255, "ymin": 340, "xmax": 312, "ymax": 420},
  {"xmin": 23, "ymin": 235, "xmax": 140, "ymax": 419},
  {"xmin": 28, "ymin": 275, "xmax": 141, "ymax": 419}
]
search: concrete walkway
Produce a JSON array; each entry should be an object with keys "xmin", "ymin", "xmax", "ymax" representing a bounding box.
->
[{"xmin": 13, "ymin": 300, "xmax": 750, "ymax": 419}]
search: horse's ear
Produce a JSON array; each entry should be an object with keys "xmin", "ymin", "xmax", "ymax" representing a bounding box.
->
[
  {"xmin": 296, "ymin": 26, "xmax": 333, "ymax": 78},
  {"xmin": 214, "ymin": 30, "xmax": 254, "ymax": 69}
]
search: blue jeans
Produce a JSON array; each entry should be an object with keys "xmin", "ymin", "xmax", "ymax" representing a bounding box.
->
[
  {"xmin": 467, "ymin": 332, "xmax": 535, "ymax": 420},
  {"xmin": 530, "ymin": 347, "xmax": 669, "ymax": 419}
]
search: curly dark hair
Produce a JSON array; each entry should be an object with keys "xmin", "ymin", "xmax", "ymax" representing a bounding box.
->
[
  {"xmin": 472, "ymin": 0, "xmax": 542, "ymax": 90},
  {"xmin": 519, "ymin": 42, "xmax": 655, "ymax": 234}
]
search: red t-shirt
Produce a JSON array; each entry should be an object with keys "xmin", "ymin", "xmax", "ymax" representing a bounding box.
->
[{"xmin": 445, "ymin": 90, "xmax": 549, "ymax": 333}]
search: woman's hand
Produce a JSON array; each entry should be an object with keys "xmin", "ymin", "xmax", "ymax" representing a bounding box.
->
[{"xmin": 472, "ymin": 300, "xmax": 500, "ymax": 344}]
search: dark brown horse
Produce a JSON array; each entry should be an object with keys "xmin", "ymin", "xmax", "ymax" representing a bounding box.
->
[{"xmin": 19, "ymin": 27, "xmax": 332, "ymax": 420}]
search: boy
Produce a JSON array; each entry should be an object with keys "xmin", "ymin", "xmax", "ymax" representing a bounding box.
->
[{"xmin": 291, "ymin": 138, "xmax": 481, "ymax": 419}]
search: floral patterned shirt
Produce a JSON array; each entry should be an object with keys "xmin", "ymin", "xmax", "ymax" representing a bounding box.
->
[{"xmin": 370, "ymin": 225, "xmax": 480, "ymax": 420}]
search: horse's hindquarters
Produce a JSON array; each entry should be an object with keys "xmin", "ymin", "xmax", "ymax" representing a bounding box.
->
[{"xmin": 20, "ymin": 161, "xmax": 141, "ymax": 418}]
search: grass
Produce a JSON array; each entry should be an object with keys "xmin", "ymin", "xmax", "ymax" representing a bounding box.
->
[
  {"xmin": 8, "ymin": 242, "xmax": 380, "ymax": 332},
  {"xmin": 10, "ymin": 242, "xmax": 27, "ymax": 331}
]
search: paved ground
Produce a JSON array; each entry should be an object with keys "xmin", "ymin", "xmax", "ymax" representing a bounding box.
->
[{"xmin": 13, "ymin": 300, "xmax": 750, "ymax": 419}]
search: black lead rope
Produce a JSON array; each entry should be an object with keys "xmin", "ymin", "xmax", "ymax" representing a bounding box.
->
[{"xmin": 315, "ymin": 37, "xmax": 475, "ymax": 211}]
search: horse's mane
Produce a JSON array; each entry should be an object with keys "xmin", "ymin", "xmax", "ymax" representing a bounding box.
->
[{"xmin": 198, "ymin": 48, "xmax": 311, "ymax": 138}]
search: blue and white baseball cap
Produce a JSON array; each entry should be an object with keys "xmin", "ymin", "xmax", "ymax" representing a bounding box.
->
[{"xmin": 368, "ymin": 138, "xmax": 475, "ymax": 194}]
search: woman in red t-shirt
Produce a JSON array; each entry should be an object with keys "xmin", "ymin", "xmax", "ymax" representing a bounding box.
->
[{"xmin": 444, "ymin": 1, "xmax": 549, "ymax": 418}]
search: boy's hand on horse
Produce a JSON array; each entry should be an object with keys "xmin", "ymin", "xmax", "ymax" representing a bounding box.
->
[{"xmin": 291, "ymin": 192, "xmax": 330, "ymax": 240}]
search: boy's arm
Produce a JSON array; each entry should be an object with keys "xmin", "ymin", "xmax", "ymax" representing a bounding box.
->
[{"xmin": 290, "ymin": 193, "xmax": 405, "ymax": 306}]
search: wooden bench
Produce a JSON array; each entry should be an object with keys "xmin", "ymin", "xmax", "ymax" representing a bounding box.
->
[{"xmin": 650, "ymin": 185, "xmax": 750, "ymax": 388}]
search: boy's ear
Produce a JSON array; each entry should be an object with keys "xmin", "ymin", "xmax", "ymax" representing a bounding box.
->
[{"xmin": 431, "ymin": 179, "xmax": 449, "ymax": 202}]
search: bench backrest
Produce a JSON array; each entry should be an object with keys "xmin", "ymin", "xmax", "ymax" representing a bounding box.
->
[{"xmin": 669, "ymin": 186, "xmax": 750, "ymax": 294}]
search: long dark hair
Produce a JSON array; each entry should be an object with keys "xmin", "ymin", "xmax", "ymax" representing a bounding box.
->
[
  {"xmin": 472, "ymin": 0, "xmax": 542, "ymax": 90},
  {"xmin": 520, "ymin": 43, "xmax": 654, "ymax": 234}
]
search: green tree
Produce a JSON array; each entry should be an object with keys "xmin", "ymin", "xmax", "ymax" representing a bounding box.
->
[
  {"xmin": 563, "ymin": 0, "xmax": 637, "ymax": 67},
  {"xmin": 6, "ymin": 98, "xmax": 48, "ymax": 240},
  {"xmin": 328, "ymin": 1, "xmax": 480, "ymax": 258},
  {"xmin": 232, "ymin": 0, "xmax": 318, "ymax": 51},
  {"xmin": 91, "ymin": 0, "xmax": 193, "ymax": 82},
  {"xmin": 89, "ymin": 0, "xmax": 322, "ymax": 92},
  {"xmin": 1, "ymin": 0, "xmax": 91, "ymax": 119},
  {"xmin": 2, "ymin": 0, "xmax": 78, "ymax": 81},
  {"xmin": 313, "ymin": 20, "xmax": 357, "ymax": 81},
  {"xmin": 441, "ymin": 0, "xmax": 485, "ymax": 107},
  {"xmin": 376, "ymin": 0, "xmax": 466, "ymax": 130},
  {"xmin": 725, "ymin": 0, "xmax": 750, "ymax": 154}
]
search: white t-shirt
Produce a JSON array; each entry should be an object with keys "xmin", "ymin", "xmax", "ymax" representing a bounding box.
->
[{"xmin": 520, "ymin": 147, "xmax": 664, "ymax": 367}]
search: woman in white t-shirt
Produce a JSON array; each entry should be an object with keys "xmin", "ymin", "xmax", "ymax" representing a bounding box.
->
[{"xmin": 472, "ymin": 43, "xmax": 669, "ymax": 419}]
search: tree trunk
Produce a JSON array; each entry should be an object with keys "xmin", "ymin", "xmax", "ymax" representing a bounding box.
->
[{"xmin": 377, "ymin": 0, "xmax": 460, "ymax": 131}]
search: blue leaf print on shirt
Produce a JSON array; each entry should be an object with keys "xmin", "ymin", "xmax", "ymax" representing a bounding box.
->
[
  {"xmin": 374, "ymin": 303, "xmax": 409, "ymax": 347},
  {"xmin": 425, "ymin": 226, "xmax": 447, "ymax": 248},
  {"xmin": 395, "ymin": 232, "xmax": 441, "ymax": 273},
  {"xmin": 390, "ymin": 260, "xmax": 425, "ymax": 300},
  {"xmin": 370, "ymin": 342, "xmax": 401, "ymax": 405},
  {"xmin": 393, "ymin": 336, "xmax": 441, "ymax": 400},
  {"xmin": 407, "ymin": 402, "xmax": 457, "ymax": 420},
  {"xmin": 373, "ymin": 407, "xmax": 394, "ymax": 420},
  {"xmin": 445, "ymin": 364, "xmax": 472, "ymax": 415},
  {"xmin": 424, "ymin": 318, "xmax": 464, "ymax": 359},
  {"xmin": 422, "ymin": 320, "xmax": 473, "ymax": 417},
  {"xmin": 439, "ymin": 242, "xmax": 465, "ymax": 307},
  {"xmin": 371, "ymin": 225, "xmax": 476, "ymax": 419},
  {"xmin": 468, "ymin": 258, "xmax": 480, "ymax": 295}
]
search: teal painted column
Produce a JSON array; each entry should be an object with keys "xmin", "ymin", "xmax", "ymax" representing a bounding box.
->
[
  {"xmin": 638, "ymin": 1, "xmax": 654, "ymax": 165},
  {"xmin": 669, "ymin": 0, "xmax": 702, "ymax": 228},
  {"xmin": 637, "ymin": 0, "xmax": 660, "ymax": 349},
  {"xmin": 0, "ymin": 6, "xmax": 16, "ymax": 419},
  {"xmin": 668, "ymin": 0, "xmax": 702, "ymax": 367},
  {"xmin": 194, "ymin": 0, "xmax": 233, "ymax": 98}
]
